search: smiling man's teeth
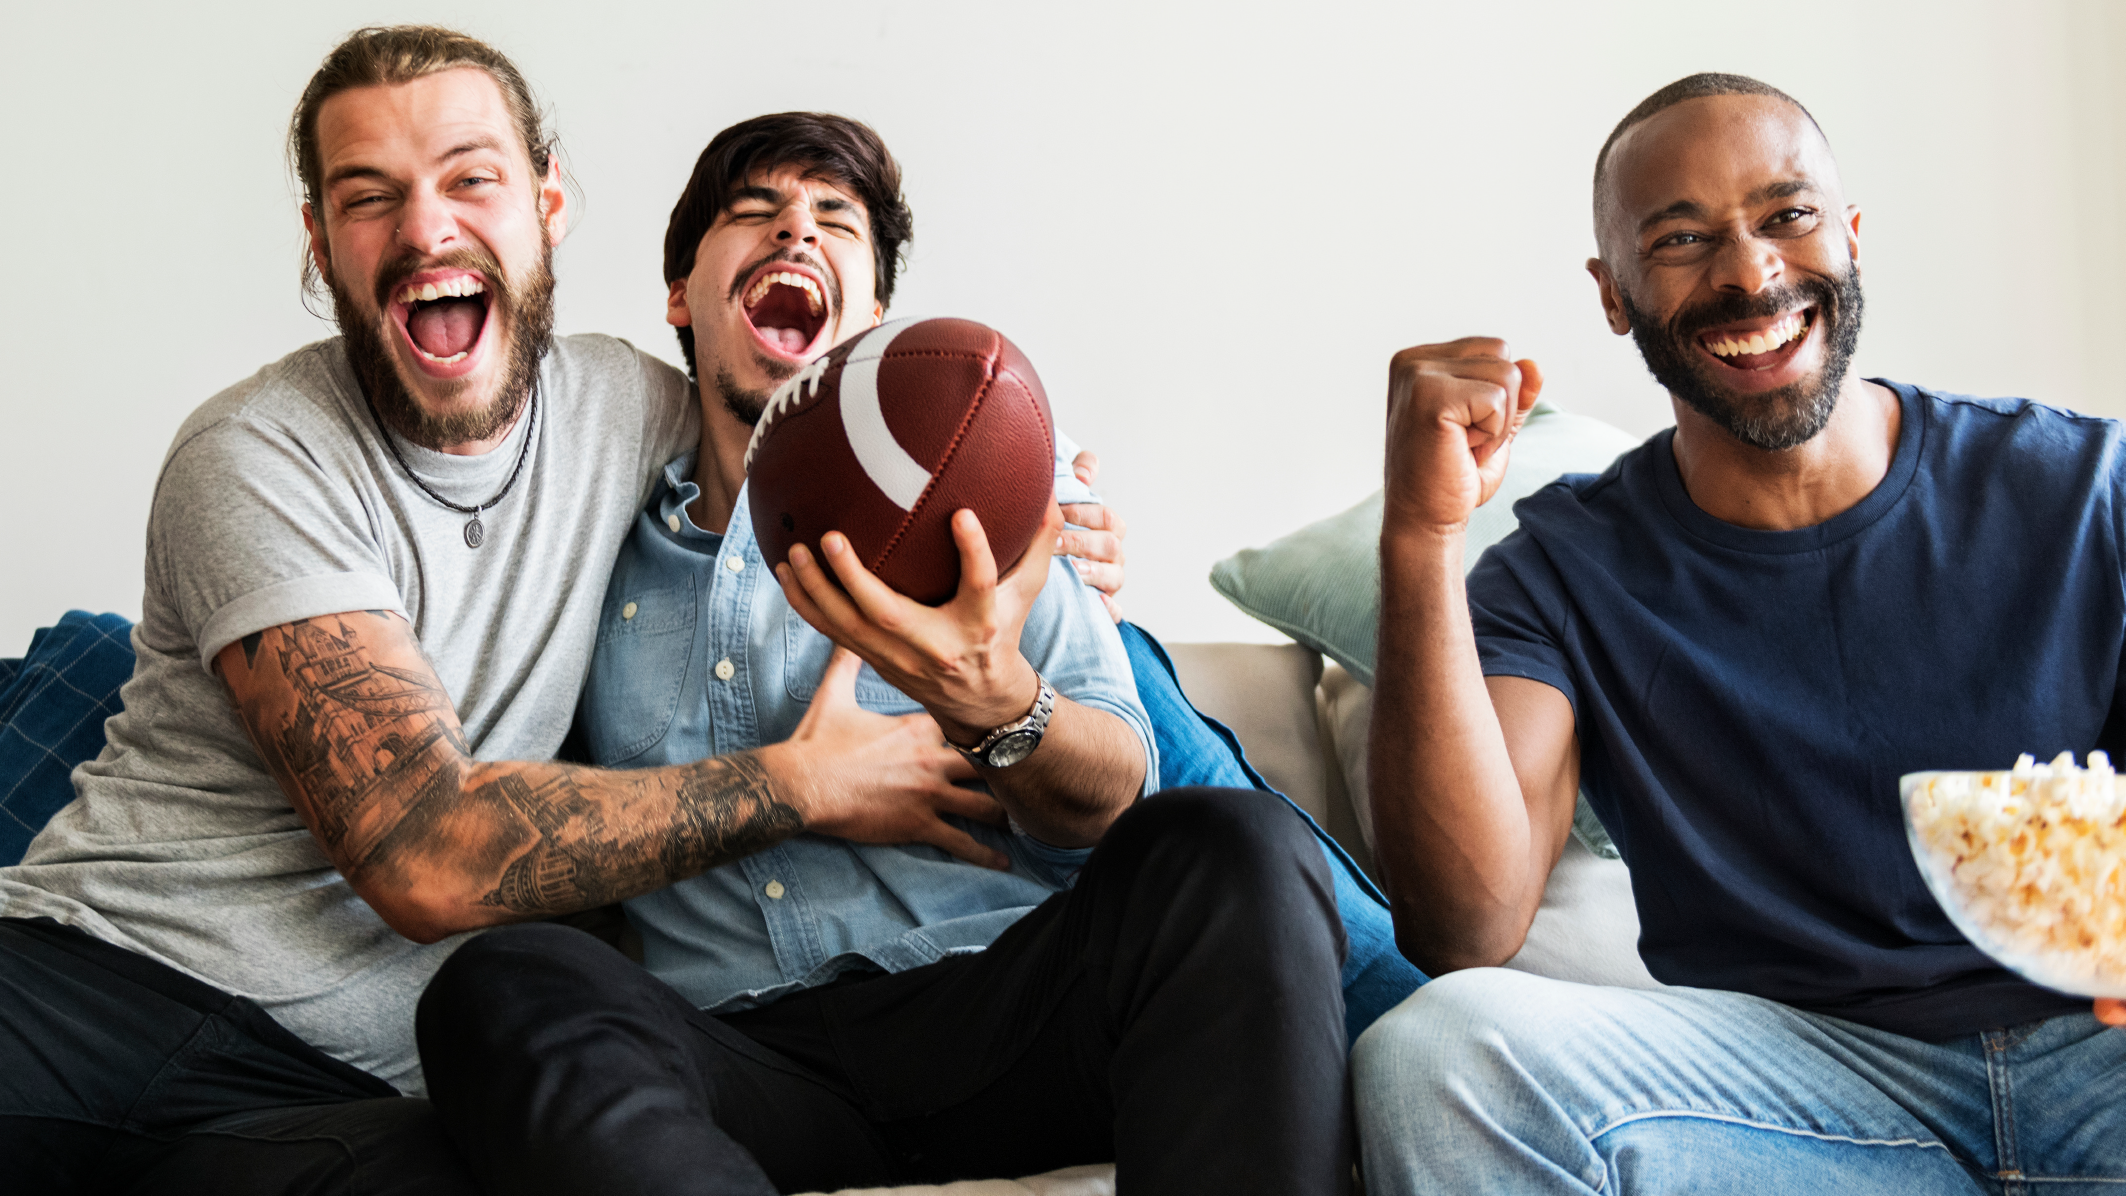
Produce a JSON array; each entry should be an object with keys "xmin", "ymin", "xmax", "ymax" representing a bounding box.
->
[
  {"xmin": 395, "ymin": 275, "xmax": 488, "ymax": 305},
  {"xmin": 1707, "ymin": 311, "xmax": 1808, "ymax": 358},
  {"xmin": 743, "ymin": 270, "xmax": 824, "ymax": 315}
]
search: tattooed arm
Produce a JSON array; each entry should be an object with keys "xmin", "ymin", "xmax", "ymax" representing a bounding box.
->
[{"xmin": 216, "ymin": 610, "xmax": 1004, "ymax": 943}]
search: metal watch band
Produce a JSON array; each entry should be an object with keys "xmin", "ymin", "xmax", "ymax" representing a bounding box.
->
[{"xmin": 956, "ymin": 673, "xmax": 1056, "ymax": 769}]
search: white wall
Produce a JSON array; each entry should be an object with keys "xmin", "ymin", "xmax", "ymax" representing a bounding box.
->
[{"xmin": 3, "ymin": 0, "xmax": 2121, "ymax": 655}]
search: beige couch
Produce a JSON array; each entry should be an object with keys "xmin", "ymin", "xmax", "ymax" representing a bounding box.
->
[{"xmin": 795, "ymin": 642, "xmax": 1658, "ymax": 1196}]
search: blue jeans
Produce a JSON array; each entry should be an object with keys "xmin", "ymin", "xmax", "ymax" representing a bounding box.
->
[
  {"xmin": 1120, "ymin": 622, "xmax": 1424, "ymax": 1046},
  {"xmin": 1353, "ymin": 968, "xmax": 2126, "ymax": 1195}
]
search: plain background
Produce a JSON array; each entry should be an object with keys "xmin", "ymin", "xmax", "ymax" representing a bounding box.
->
[{"xmin": 3, "ymin": 0, "xmax": 2122, "ymax": 655}]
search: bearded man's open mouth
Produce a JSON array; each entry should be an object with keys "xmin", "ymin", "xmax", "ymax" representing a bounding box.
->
[{"xmin": 387, "ymin": 269, "xmax": 498, "ymax": 379}]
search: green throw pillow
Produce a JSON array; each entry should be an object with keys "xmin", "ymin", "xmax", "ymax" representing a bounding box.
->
[{"xmin": 1209, "ymin": 400, "xmax": 1643, "ymax": 858}]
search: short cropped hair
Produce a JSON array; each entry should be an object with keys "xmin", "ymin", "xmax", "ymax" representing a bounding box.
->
[
  {"xmin": 662, "ymin": 113, "xmax": 914, "ymax": 377},
  {"xmin": 1593, "ymin": 72, "xmax": 1824, "ymax": 195},
  {"xmin": 290, "ymin": 26, "xmax": 553, "ymax": 297}
]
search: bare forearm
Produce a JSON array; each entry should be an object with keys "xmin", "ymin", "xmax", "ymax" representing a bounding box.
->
[
  {"xmin": 1371, "ymin": 529, "xmax": 1546, "ymax": 971},
  {"xmin": 974, "ymin": 698, "xmax": 1143, "ymax": 847}
]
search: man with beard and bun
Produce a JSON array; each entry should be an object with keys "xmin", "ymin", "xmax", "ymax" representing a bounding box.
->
[
  {"xmin": 413, "ymin": 112, "xmax": 1357, "ymax": 1196},
  {"xmin": 1350, "ymin": 73, "xmax": 2126, "ymax": 1194}
]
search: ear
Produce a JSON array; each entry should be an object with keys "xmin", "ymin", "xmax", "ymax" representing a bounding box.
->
[
  {"xmin": 666, "ymin": 277, "xmax": 692, "ymax": 329},
  {"xmin": 538, "ymin": 152, "xmax": 569, "ymax": 246},
  {"xmin": 1844, "ymin": 203, "xmax": 1863, "ymax": 274},
  {"xmin": 1586, "ymin": 257, "xmax": 1630, "ymax": 336},
  {"xmin": 302, "ymin": 203, "xmax": 333, "ymax": 287},
  {"xmin": 870, "ymin": 300, "xmax": 883, "ymax": 328}
]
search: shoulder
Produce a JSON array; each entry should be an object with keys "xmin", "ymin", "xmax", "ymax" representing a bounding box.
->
[
  {"xmin": 545, "ymin": 333, "xmax": 691, "ymax": 408},
  {"xmin": 157, "ymin": 340, "xmax": 367, "ymax": 485},
  {"xmin": 1896, "ymin": 380, "xmax": 2125, "ymax": 484}
]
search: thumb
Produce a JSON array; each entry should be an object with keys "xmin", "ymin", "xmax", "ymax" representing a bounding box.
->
[
  {"xmin": 820, "ymin": 647, "xmax": 864, "ymax": 701},
  {"xmin": 1515, "ymin": 358, "xmax": 1545, "ymax": 416}
]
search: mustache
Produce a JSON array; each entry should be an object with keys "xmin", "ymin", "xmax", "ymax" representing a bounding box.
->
[
  {"xmin": 726, "ymin": 248, "xmax": 843, "ymax": 318},
  {"xmin": 372, "ymin": 245, "xmax": 509, "ymax": 312},
  {"xmin": 1664, "ymin": 278, "xmax": 1831, "ymax": 343}
]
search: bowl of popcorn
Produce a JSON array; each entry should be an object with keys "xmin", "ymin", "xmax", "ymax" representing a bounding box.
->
[{"xmin": 1903, "ymin": 752, "xmax": 2126, "ymax": 998}]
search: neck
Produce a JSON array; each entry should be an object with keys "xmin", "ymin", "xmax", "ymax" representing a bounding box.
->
[
  {"xmin": 686, "ymin": 386, "xmax": 753, "ymax": 535},
  {"xmin": 1669, "ymin": 375, "xmax": 1900, "ymax": 531}
]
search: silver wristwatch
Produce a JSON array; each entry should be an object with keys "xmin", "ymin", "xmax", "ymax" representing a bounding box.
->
[{"xmin": 954, "ymin": 674, "xmax": 1056, "ymax": 768}]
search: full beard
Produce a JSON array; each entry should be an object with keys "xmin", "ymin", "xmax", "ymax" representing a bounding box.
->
[
  {"xmin": 1621, "ymin": 263, "xmax": 1865, "ymax": 452},
  {"xmin": 333, "ymin": 240, "xmax": 557, "ymax": 451}
]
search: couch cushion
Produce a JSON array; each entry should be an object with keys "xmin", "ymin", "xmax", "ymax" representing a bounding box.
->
[
  {"xmin": 1159, "ymin": 641, "xmax": 1327, "ymax": 824},
  {"xmin": 1319, "ymin": 665, "xmax": 1660, "ymax": 990},
  {"xmin": 1, "ymin": 611, "xmax": 136, "ymax": 866}
]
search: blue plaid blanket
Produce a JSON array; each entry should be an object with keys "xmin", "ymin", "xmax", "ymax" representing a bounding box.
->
[{"xmin": 0, "ymin": 611, "xmax": 136, "ymax": 866}]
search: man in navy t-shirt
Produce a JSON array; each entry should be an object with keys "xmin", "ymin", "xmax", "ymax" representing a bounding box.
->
[{"xmin": 1352, "ymin": 73, "xmax": 2126, "ymax": 1195}]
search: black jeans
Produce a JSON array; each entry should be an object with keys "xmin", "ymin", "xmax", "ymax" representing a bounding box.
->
[
  {"xmin": 0, "ymin": 915, "xmax": 476, "ymax": 1195},
  {"xmin": 418, "ymin": 788, "xmax": 1353, "ymax": 1195}
]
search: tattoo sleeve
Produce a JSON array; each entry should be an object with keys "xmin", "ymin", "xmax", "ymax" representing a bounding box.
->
[{"xmin": 218, "ymin": 611, "xmax": 804, "ymax": 935}]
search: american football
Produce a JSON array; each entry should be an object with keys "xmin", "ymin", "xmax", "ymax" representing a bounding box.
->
[{"xmin": 744, "ymin": 317, "xmax": 1057, "ymax": 606}]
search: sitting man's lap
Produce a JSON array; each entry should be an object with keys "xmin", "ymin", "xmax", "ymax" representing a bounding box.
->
[
  {"xmin": 1355, "ymin": 970, "xmax": 2126, "ymax": 1196},
  {"xmin": 418, "ymin": 789, "xmax": 1353, "ymax": 1196}
]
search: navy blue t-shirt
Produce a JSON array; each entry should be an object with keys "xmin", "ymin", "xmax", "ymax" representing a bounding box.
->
[{"xmin": 1469, "ymin": 381, "xmax": 2121, "ymax": 1039}]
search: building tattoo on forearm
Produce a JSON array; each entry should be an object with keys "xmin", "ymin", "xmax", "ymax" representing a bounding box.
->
[
  {"xmin": 477, "ymin": 753, "xmax": 801, "ymax": 914},
  {"xmin": 230, "ymin": 613, "xmax": 803, "ymax": 917}
]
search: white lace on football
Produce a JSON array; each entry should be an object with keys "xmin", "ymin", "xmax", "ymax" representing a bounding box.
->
[{"xmin": 743, "ymin": 318, "xmax": 916, "ymax": 474}]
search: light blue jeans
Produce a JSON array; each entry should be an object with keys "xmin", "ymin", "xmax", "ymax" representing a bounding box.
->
[{"xmin": 1354, "ymin": 968, "xmax": 2126, "ymax": 1195}]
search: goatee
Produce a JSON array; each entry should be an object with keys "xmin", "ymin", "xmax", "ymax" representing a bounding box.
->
[
  {"xmin": 713, "ymin": 349, "xmax": 799, "ymax": 427},
  {"xmin": 334, "ymin": 240, "xmax": 556, "ymax": 451},
  {"xmin": 1621, "ymin": 262, "xmax": 1865, "ymax": 452}
]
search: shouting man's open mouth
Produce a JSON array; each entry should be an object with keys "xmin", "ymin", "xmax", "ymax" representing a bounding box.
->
[{"xmin": 737, "ymin": 258, "xmax": 836, "ymax": 362}]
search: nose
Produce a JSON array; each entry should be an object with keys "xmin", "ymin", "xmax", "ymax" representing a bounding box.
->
[
  {"xmin": 395, "ymin": 187, "xmax": 460, "ymax": 257},
  {"xmin": 1709, "ymin": 232, "xmax": 1783, "ymax": 294},
  {"xmin": 772, "ymin": 202, "xmax": 821, "ymax": 248}
]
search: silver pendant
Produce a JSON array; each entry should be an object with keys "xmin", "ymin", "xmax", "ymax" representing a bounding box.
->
[{"xmin": 464, "ymin": 515, "xmax": 485, "ymax": 548}]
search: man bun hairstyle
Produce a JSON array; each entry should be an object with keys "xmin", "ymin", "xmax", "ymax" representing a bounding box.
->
[
  {"xmin": 290, "ymin": 25, "xmax": 555, "ymax": 300},
  {"xmin": 663, "ymin": 113, "xmax": 914, "ymax": 378},
  {"xmin": 1594, "ymin": 72, "xmax": 1825, "ymax": 194}
]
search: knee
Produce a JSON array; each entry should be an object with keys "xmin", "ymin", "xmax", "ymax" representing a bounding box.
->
[
  {"xmin": 1354, "ymin": 969, "xmax": 1560, "ymax": 1102},
  {"xmin": 418, "ymin": 923, "xmax": 623, "ymax": 1053},
  {"xmin": 1109, "ymin": 786, "xmax": 1324, "ymax": 886}
]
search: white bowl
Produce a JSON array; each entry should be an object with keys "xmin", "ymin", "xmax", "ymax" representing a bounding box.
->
[{"xmin": 1902, "ymin": 769, "xmax": 2126, "ymax": 999}]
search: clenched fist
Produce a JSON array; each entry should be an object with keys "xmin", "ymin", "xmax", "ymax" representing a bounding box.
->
[{"xmin": 1383, "ymin": 337, "xmax": 1544, "ymax": 535}]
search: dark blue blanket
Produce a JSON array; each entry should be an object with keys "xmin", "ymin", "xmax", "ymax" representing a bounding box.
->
[{"xmin": 0, "ymin": 611, "xmax": 136, "ymax": 867}]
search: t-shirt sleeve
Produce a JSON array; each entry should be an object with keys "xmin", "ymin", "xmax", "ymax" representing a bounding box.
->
[
  {"xmin": 148, "ymin": 415, "xmax": 404, "ymax": 672},
  {"xmin": 627, "ymin": 342, "xmax": 700, "ymax": 509},
  {"xmin": 1016, "ymin": 555, "xmax": 1160, "ymax": 797},
  {"xmin": 1465, "ymin": 526, "xmax": 1579, "ymax": 716}
]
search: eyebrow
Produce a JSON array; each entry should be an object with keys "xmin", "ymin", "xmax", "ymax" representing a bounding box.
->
[
  {"xmin": 727, "ymin": 185, "xmax": 869, "ymax": 225},
  {"xmin": 324, "ymin": 138, "xmax": 508, "ymax": 187},
  {"xmin": 1637, "ymin": 177, "xmax": 1823, "ymax": 233}
]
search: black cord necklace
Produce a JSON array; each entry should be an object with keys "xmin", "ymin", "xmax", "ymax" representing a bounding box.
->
[{"xmin": 364, "ymin": 378, "xmax": 539, "ymax": 549}]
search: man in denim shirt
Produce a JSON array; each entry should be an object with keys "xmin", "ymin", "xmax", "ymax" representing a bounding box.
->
[{"xmin": 417, "ymin": 114, "xmax": 1355, "ymax": 1196}]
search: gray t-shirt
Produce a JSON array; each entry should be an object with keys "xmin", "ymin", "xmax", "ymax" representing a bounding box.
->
[{"xmin": 0, "ymin": 334, "xmax": 695, "ymax": 1093}]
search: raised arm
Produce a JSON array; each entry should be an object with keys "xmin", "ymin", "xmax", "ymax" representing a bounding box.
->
[
  {"xmin": 217, "ymin": 610, "xmax": 1004, "ymax": 943},
  {"xmin": 1369, "ymin": 338, "xmax": 1582, "ymax": 975}
]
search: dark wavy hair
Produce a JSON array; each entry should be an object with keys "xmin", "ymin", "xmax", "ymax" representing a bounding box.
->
[{"xmin": 663, "ymin": 112, "xmax": 914, "ymax": 377}]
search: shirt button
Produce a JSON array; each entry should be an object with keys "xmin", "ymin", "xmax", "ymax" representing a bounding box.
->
[
  {"xmin": 714, "ymin": 658, "xmax": 736, "ymax": 681},
  {"xmin": 764, "ymin": 880, "xmax": 786, "ymax": 900},
  {"xmin": 621, "ymin": 602, "xmax": 638, "ymax": 620},
  {"xmin": 724, "ymin": 555, "xmax": 745, "ymax": 573},
  {"xmin": 666, "ymin": 512, "xmax": 683, "ymax": 533}
]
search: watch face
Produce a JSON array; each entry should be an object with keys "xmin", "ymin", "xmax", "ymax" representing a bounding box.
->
[{"xmin": 984, "ymin": 729, "xmax": 1041, "ymax": 768}]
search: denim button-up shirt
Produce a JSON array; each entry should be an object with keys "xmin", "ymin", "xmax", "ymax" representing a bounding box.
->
[{"xmin": 581, "ymin": 447, "xmax": 1157, "ymax": 1013}]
